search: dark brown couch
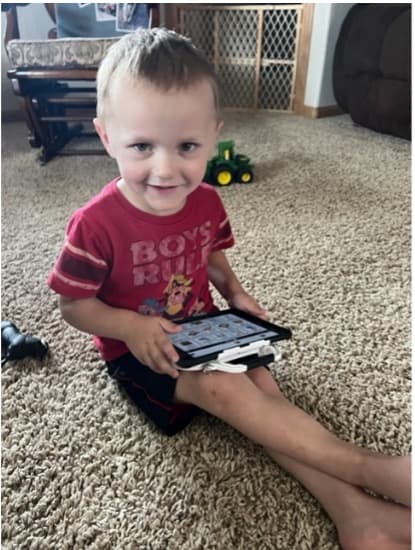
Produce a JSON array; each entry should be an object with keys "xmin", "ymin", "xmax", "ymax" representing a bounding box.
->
[{"xmin": 333, "ymin": 4, "xmax": 411, "ymax": 140}]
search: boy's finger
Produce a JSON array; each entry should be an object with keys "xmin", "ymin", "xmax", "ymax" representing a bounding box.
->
[
  {"xmin": 168, "ymin": 366, "xmax": 179, "ymax": 379},
  {"xmin": 159, "ymin": 318, "xmax": 182, "ymax": 333},
  {"xmin": 158, "ymin": 360, "xmax": 179, "ymax": 379},
  {"xmin": 164, "ymin": 344, "xmax": 179, "ymax": 364},
  {"xmin": 251, "ymin": 304, "xmax": 269, "ymax": 320},
  {"xmin": 151, "ymin": 345, "xmax": 180, "ymax": 378}
]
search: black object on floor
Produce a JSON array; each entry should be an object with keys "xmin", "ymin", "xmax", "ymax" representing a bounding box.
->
[{"xmin": 1, "ymin": 321, "xmax": 49, "ymax": 366}]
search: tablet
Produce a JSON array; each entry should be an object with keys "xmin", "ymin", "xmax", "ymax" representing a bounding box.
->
[{"xmin": 169, "ymin": 308, "xmax": 292, "ymax": 369}]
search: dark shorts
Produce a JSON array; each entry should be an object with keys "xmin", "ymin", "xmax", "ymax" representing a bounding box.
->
[{"xmin": 106, "ymin": 353, "xmax": 201, "ymax": 436}]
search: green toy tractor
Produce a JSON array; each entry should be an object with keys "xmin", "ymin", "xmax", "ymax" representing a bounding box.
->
[{"xmin": 204, "ymin": 140, "xmax": 254, "ymax": 186}]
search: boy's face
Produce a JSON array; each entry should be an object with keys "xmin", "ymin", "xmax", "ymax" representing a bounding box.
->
[{"xmin": 94, "ymin": 77, "xmax": 222, "ymax": 216}]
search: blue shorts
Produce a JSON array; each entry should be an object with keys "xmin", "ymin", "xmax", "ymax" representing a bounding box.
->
[{"xmin": 106, "ymin": 353, "xmax": 201, "ymax": 436}]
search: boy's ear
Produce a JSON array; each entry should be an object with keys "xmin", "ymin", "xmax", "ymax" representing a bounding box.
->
[{"xmin": 93, "ymin": 118, "xmax": 114, "ymax": 157}]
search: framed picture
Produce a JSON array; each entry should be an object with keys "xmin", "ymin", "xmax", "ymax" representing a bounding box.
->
[
  {"xmin": 95, "ymin": 4, "xmax": 117, "ymax": 22},
  {"xmin": 116, "ymin": 3, "xmax": 150, "ymax": 32}
]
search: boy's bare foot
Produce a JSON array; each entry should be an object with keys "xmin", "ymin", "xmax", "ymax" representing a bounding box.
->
[{"xmin": 337, "ymin": 490, "xmax": 411, "ymax": 550}]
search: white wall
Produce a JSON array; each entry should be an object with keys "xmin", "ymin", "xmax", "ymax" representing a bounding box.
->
[
  {"xmin": 1, "ymin": 4, "xmax": 54, "ymax": 116},
  {"xmin": 304, "ymin": 3, "xmax": 354, "ymax": 108}
]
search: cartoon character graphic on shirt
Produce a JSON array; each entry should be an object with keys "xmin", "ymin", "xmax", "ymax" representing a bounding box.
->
[
  {"xmin": 138, "ymin": 273, "xmax": 206, "ymax": 319},
  {"xmin": 138, "ymin": 298, "xmax": 165, "ymax": 317},
  {"xmin": 163, "ymin": 274, "xmax": 193, "ymax": 317}
]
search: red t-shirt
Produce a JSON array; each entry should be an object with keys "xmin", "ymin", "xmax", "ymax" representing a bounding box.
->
[{"xmin": 48, "ymin": 179, "xmax": 234, "ymax": 360}]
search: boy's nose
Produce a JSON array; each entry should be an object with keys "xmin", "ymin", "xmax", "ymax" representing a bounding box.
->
[{"xmin": 153, "ymin": 151, "xmax": 175, "ymax": 181}]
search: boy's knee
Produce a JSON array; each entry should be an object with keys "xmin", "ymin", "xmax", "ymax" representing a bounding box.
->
[
  {"xmin": 177, "ymin": 371, "xmax": 243, "ymax": 416},
  {"xmin": 197, "ymin": 372, "xmax": 238, "ymax": 413}
]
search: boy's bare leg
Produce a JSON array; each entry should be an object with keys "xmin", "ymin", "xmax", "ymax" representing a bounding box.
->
[
  {"xmin": 246, "ymin": 368, "xmax": 411, "ymax": 550},
  {"xmin": 266, "ymin": 450, "xmax": 411, "ymax": 550},
  {"xmin": 174, "ymin": 368, "xmax": 411, "ymax": 507}
]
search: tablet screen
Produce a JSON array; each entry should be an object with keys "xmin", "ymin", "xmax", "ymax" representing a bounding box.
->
[{"xmin": 169, "ymin": 312, "xmax": 283, "ymax": 359}]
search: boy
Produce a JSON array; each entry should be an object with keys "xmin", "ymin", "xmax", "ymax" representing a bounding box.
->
[{"xmin": 48, "ymin": 29, "xmax": 410, "ymax": 549}]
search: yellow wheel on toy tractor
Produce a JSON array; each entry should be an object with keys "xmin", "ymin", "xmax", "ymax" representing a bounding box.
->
[
  {"xmin": 238, "ymin": 168, "xmax": 253, "ymax": 184},
  {"xmin": 240, "ymin": 171, "xmax": 253, "ymax": 183},
  {"xmin": 215, "ymin": 169, "xmax": 233, "ymax": 186}
]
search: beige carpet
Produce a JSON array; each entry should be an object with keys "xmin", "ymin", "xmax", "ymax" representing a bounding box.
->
[{"xmin": 1, "ymin": 113, "xmax": 411, "ymax": 549}]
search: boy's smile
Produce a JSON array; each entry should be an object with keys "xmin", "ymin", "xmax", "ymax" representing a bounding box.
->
[{"xmin": 94, "ymin": 78, "xmax": 221, "ymax": 216}]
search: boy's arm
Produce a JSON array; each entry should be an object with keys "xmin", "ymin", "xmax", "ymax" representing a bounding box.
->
[
  {"xmin": 207, "ymin": 250, "xmax": 268, "ymax": 319},
  {"xmin": 59, "ymin": 296, "xmax": 181, "ymax": 378}
]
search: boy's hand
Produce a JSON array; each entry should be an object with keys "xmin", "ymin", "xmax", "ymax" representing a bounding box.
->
[
  {"xmin": 124, "ymin": 315, "xmax": 182, "ymax": 379},
  {"xmin": 228, "ymin": 291, "xmax": 269, "ymax": 320}
]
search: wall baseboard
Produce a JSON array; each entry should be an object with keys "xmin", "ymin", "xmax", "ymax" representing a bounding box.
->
[{"xmin": 298, "ymin": 104, "xmax": 344, "ymax": 118}]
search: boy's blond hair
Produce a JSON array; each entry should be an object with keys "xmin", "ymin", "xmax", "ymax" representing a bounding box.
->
[{"xmin": 96, "ymin": 27, "xmax": 220, "ymax": 118}]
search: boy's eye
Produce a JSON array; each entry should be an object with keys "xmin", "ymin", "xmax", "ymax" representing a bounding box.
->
[
  {"xmin": 133, "ymin": 143, "xmax": 151, "ymax": 153},
  {"xmin": 180, "ymin": 142, "xmax": 199, "ymax": 153}
]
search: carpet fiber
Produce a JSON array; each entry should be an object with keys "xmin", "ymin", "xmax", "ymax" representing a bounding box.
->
[{"xmin": 1, "ymin": 113, "xmax": 411, "ymax": 549}]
